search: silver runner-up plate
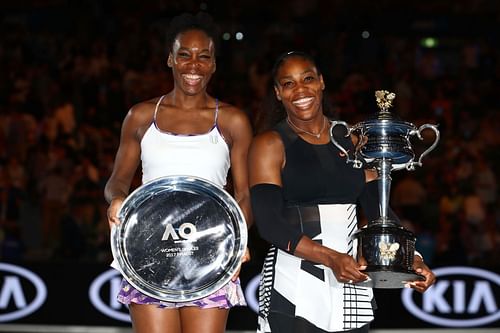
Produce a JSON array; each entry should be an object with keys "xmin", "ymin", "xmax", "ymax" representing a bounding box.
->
[{"xmin": 111, "ymin": 175, "xmax": 247, "ymax": 302}]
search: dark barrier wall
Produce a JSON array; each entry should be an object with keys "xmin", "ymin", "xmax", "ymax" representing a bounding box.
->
[{"xmin": 0, "ymin": 262, "xmax": 499, "ymax": 329}]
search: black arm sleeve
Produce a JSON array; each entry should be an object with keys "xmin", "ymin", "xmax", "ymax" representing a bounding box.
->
[
  {"xmin": 250, "ymin": 183, "xmax": 304, "ymax": 254},
  {"xmin": 358, "ymin": 180, "xmax": 400, "ymax": 223}
]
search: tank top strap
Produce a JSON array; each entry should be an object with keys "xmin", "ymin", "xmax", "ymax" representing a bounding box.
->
[
  {"xmin": 153, "ymin": 95, "xmax": 167, "ymax": 123},
  {"xmin": 213, "ymin": 98, "xmax": 219, "ymax": 126}
]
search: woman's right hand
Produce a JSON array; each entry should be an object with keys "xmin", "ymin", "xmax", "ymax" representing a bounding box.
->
[
  {"xmin": 107, "ymin": 197, "xmax": 125, "ymax": 230},
  {"xmin": 294, "ymin": 236, "xmax": 369, "ymax": 284},
  {"xmin": 326, "ymin": 251, "xmax": 368, "ymax": 284}
]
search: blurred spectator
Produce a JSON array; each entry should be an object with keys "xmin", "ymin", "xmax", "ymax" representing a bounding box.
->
[
  {"xmin": 52, "ymin": 95, "xmax": 77, "ymax": 136},
  {"xmin": 392, "ymin": 173, "xmax": 427, "ymax": 225},
  {"xmin": 5, "ymin": 156, "xmax": 26, "ymax": 191},
  {"xmin": 56, "ymin": 201, "xmax": 88, "ymax": 261},
  {"xmin": 0, "ymin": 167, "xmax": 24, "ymax": 262},
  {"xmin": 37, "ymin": 165, "xmax": 71, "ymax": 256},
  {"xmin": 461, "ymin": 183, "xmax": 493, "ymax": 265},
  {"xmin": 393, "ymin": 70, "xmax": 414, "ymax": 118},
  {"xmin": 474, "ymin": 156, "xmax": 497, "ymax": 209}
]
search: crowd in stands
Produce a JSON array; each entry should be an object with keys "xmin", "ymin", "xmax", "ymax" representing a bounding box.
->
[{"xmin": 0, "ymin": 1, "xmax": 498, "ymax": 271}]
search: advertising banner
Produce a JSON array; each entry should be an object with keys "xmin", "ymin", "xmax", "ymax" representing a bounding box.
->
[{"xmin": 0, "ymin": 262, "xmax": 499, "ymax": 330}]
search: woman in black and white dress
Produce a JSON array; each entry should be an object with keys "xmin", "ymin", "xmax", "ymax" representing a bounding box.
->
[{"xmin": 248, "ymin": 51, "xmax": 435, "ymax": 333}]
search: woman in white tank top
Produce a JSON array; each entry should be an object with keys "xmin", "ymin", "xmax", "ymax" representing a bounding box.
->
[{"xmin": 104, "ymin": 12, "xmax": 253, "ymax": 333}]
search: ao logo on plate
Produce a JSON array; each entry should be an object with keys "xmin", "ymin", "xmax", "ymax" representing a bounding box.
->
[
  {"xmin": 0, "ymin": 263, "xmax": 47, "ymax": 322},
  {"xmin": 402, "ymin": 266, "xmax": 500, "ymax": 327}
]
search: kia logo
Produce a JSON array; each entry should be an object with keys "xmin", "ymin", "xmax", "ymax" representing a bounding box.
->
[
  {"xmin": 0, "ymin": 263, "xmax": 47, "ymax": 322},
  {"xmin": 402, "ymin": 266, "xmax": 500, "ymax": 327},
  {"xmin": 89, "ymin": 269, "xmax": 131, "ymax": 322},
  {"xmin": 244, "ymin": 275, "xmax": 260, "ymax": 313}
]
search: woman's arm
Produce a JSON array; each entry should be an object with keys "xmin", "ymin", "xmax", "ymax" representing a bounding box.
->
[
  {"xmin": 104, "ymin": 103, "xmax": 150, "ymax": 229},
  {"xmin": 220, "ymin": 105, "xmax": 254, "ymax": 277},
  {"xmin": 249, "ymin": 131, "xmax": 304, "ymax": 250},
  {"xmin": 221, "ymin": 105, "xmax": 254, "ymax": 228}
]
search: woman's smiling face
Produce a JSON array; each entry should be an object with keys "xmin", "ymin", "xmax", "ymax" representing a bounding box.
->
[
  {"xmin": 169, "ymin": 29, "xmax": 216, "ymax": 96},
  {"xmin": 273, "ymin": 56, "xmax": 325, "ymax": 121}
]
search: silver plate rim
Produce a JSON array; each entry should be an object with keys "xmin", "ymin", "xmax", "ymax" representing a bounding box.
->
[{"xmin": 111, "ymin": 175, "xmax": 248, "ymax": 302}]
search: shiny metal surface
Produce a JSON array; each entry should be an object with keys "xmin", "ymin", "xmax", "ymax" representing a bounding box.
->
[
  {"xmin": 330, "ymin": 90, "xmax": 439, "ymax": 288},
  {"xmin": 330, "ymin": 115, "xmax": 439, "ymax": 171},
  {"xmin": 355, "ymin": 224, "xmax": 424, "ymax": 288},
  {"xmin": 111, "ymin": 175, "xmax": 247, "ymax": 302},
  {"xmin": 352, "ymin": 117, "xmax": 417, "ymax": 165}
]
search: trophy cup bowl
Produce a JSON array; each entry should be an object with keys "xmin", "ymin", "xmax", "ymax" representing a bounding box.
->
[{"xmin": 330, "ymin": 90, "xmax": 439, "ymax": 288}]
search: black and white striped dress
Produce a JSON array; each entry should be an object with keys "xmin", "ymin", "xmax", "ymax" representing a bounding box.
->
[
  {"xmin": 258, "ymin": 205, "xmax": 374, "ymax": 332},
  {"xmin": 257, "ymin": 120, "xmax": 375, "ymax": 332}
]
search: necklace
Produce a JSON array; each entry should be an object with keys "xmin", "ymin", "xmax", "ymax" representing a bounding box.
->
[{"xmin": 286, "ymin": 116, "xmax": 327, "ymax": 139}]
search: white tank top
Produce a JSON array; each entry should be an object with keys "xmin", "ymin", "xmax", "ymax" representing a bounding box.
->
[{"xmin": 140, "ymin": 95, "xmax": 230, "ymax": 187}]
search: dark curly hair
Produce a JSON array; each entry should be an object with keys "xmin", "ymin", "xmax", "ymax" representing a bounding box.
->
[
  {"xmin": 165, "ymin": 12, "xmax": 220, "ymax": 55},
  {"xmin": 271, "ymin": 51, "xmax": 322, "ymax": 85}
]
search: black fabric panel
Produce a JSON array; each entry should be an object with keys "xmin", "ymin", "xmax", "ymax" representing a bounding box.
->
[
  {"xmin": 270, "ymin": 289, "xmax": 296, "ymax": 317},
  {"xmin": 251, "ymin": 184, "xmax": 305, "ymax": 253},
  {"xmin": 274, "ymin": 119, "xmax": 366, "ymax": 207},
  {"xmin": 300, "ymin": 259, "xmax": 325, "ymax": 282}
]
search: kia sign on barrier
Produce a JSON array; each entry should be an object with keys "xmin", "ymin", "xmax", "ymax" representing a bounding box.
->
[
  {"xmin": 2, "ymin": 263, "xmax": 498, "ymax": 328},
  {"xmin": 402, "ymin": 266, "xmax": 500, "ymax": 327},
  {"xmin": 244, "ymin": 275, "xmax": 260, "ymax": 313},
  {"xmin": 0, "ymin": 263, "xmax": 47, "ymax": 322},
  {"xmin": 89, "ymin": 268, "xmax": 131, "ymax": 322}
]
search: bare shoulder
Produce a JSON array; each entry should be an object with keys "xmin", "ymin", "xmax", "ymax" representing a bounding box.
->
[
  {"xmin": 217, "ymin": 101, "xmax": 249, "ymax": 124},
  {"xmin": 126, "ymin": 98, "xmax": 157, "ymax": 124},
  {"xmin": 127, "ymin": 99, "xmax": 156, "ymax": 120},
  {"xmin": 249, "ymin": 129, "xmax": 285, "ymax": 184},
  {"xmin": 215, "ymin": 101, "xmax": 252, "ymax": 143},
  {"xmin": 250, "ymin": 130, "xmax": 283, "ymax": 154}
]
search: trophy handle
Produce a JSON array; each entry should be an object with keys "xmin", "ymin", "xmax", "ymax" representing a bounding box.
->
[
  {"xmin": 408, "ymin": 124, "xmax": 440, "ymax": 170},
  {"xmin": 330, "ymin": 121, "xmax": 363, "ymax": 168}
]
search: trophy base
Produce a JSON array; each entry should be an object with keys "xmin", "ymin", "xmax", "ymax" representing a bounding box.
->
[
  {"xmin": 357, "ymin": 266, "xmax": 425, "ymax": 289},
  {"xmin": 353, "ymin": 223, "xmax": 422, "ymax": 289}
]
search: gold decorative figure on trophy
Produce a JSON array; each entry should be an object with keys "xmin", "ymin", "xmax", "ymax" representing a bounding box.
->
[{"xmin": 375, "ymin": 90, "xmax": 396, "ymax": 112}]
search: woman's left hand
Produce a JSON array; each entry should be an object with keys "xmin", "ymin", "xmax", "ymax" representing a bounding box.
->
[
  {"xmin": 232, "ymin": 247, "xmax": 251, "ymax": 281},
  {"xmin": 405, "ymin": 255, "xmax": 436, "ymax": 293}
]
